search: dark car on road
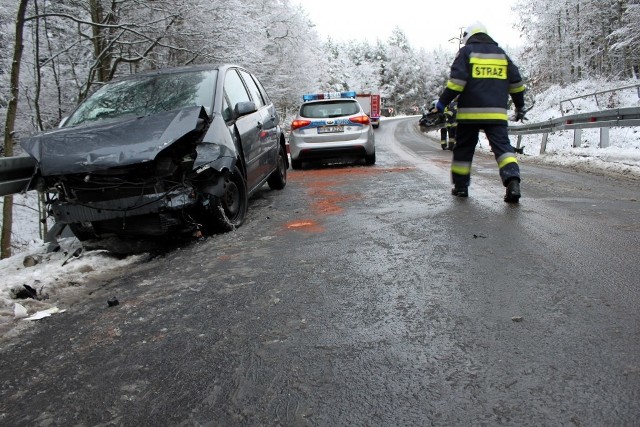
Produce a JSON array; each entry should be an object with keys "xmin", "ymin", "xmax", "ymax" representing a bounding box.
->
[{"xmin": 20, "ymin": 64, "xmax": 288, "ymax": 241}]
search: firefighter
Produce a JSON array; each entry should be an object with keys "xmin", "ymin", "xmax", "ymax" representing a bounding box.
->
[
  {"xmin": 439, "ymin": 100, "xmax": 457, "ymax": 150},
  {"xmin": 432, "ymin": 21, "xmax": 526, "ymax": 203}
]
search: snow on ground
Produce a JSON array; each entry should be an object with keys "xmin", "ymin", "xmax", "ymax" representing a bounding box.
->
[
  {"xmin": 1, "ymin": 79, "xmax": 639, "ymax": 339},
  {"xmin": 0, "ymin": 239, "xmax": 148, "ymax": 340},
  {"xmin": 499, "ymin": 78, "xmax": 640, "ymax": 179}
]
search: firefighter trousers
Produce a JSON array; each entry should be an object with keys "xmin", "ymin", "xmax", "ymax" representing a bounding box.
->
[
  {"xmin": 451, "ymin": 123, "xmax": 520, "ymax": 187},
  {"xmin": 440, "ymin": 126, "xmax": 457, "ymax": 148}
]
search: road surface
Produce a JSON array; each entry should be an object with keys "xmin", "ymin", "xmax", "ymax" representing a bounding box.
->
[{"xmin": 1, "ymin": 117, "xmax": 638, "ymax": 426}]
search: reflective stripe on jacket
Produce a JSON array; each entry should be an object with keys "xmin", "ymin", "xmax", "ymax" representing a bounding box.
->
[
  {"xmin": 444, "ymin": 102, "xmax": 457, "ymax": 127},
  {"xmin": 439, "ymin": 33, "xmax": 525, "ymax": 125}
]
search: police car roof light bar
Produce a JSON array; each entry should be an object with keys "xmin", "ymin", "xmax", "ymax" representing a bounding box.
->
[{"xmin": 303, "ymin": 91, "xmax": 356, "ymax": 102}]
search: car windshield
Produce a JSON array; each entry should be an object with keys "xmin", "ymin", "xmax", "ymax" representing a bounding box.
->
[
  {"xmin": 300, "ymin": 100, "xmax": 359, "ymax": 118},
  {"xmin": 64, "ymin": 69, "xmax": 217, "ymax": 127}
]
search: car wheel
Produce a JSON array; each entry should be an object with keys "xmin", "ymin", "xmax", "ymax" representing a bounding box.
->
[
  {"xmin": 291, "ymin": 158, "xmax": 302, "ymax": 170},
  {"xmin": 69, "ymin": 222, "xmax": 97, "ymax": 241},
  {"xmin": 365, "ymin": 151, "xmax": 376, "ymax": 165},
  {"xmin": 209, "ymin": 165, "xmax": 248, "ymax": 232},
  {"xmin": 267, "ymin": 145, "xmax": 287, "ymax": 190}
]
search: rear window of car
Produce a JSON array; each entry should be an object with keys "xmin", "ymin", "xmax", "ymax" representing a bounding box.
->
[{"xmin": 300, "ymin": 100, "xmax": 359, "ymax": 118}]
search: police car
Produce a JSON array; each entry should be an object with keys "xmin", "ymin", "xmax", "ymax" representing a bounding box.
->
[{"xmin": 288, "ymin": 91, "xmax": 376, "ymax": 169}]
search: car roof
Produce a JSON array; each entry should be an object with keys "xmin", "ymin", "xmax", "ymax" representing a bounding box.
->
[{"xmin": 108, "ymin": 63, "xmax": 242, "ymax": 82}]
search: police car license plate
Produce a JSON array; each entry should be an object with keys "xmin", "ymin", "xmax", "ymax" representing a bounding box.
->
[{"xmin": 317, "ymin": 125, "xmax": 344, "ymax": 134}]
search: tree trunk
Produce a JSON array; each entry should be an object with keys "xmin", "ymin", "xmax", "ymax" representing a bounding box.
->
[
  {"xmin": 89, "ymin": 0, "xmax": 105, "ymax": 82},
  {"xmin": 33, "ymin": 0, "xmax": 44, "ymax": 131},
  {"xmin": 1, "ymin": 0, "xmax": 30, "ymax": 259}
]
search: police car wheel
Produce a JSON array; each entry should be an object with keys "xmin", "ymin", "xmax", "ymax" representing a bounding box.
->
[
  {"xmin": 365, "ymin": 152, "xmax": 376, "ymax": 165},
  {"xmin": 291, "ymin": 158, "xmax": 302, "ymax": 170}
]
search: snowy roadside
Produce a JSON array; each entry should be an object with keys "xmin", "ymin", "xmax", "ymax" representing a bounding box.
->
[
  {"xmin": 474, "ymin": 77, "xmax": 640, "ymax": 180},
  {"xmin": 481, "ymin": 126, "xmax": 640, "ymax": 181},
  {"xmin": 0, "ymin": 235, "xmax": 148, "ymax": 342}
]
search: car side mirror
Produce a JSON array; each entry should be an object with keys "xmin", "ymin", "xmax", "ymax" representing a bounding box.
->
[{"xmin": 233, "ymin": 101, "xmax": 257, "ymax": 119}]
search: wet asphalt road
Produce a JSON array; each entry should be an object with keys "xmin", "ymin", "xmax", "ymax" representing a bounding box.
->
[{"xmin": 1, "ymin": 117, "xmax": 639, "ymax": 426}]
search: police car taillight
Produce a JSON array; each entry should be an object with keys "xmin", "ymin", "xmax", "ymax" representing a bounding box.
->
[
  {"xmin": 349, "ymin": 114, "xmax": 370, "ymax": 125},
  {"xmin": 291, "ymin": 119, "xmax": 311, "ymax": 130},
  {"xmin": 302, "ymin": 91, "xmax": 356, "ymax": 101}
]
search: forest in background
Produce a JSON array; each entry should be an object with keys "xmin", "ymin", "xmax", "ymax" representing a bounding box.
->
[{"xmin": 1, "ymin": 0, "xmax": 637, "ymax": 138}]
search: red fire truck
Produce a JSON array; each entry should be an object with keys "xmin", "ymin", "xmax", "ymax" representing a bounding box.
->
[{"xmin": 356, "ymin": 93, "xmax": 381, "ymax": 129}]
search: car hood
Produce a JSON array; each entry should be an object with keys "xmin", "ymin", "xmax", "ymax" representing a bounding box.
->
[{"xmin": 20, "ymin": 106, "xmax": 209, "ymax": 176}]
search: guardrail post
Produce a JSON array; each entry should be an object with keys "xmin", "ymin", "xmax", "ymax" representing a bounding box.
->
[
  {"xmin": 600, "ymin": 127, "xmax": 610, "ymax": 148},
  {"xmin": 540, "ymin": 133, "xmax": 549, "ymax": 154},
  {"xmin": 516, "ymin": 135, "xmax": 523, "ymax": 151},
  {"xmin": 573, "ymin": 129, "xmax": 582, "ymax": 148}
]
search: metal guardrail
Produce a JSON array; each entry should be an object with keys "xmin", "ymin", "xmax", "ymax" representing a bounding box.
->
[
  {"xmin": 559, "ymin": 83, "xmax": 640, "ymax": 116},
  {"xmin": 0, "ymin": 155, "xmax": 36, "ymax": 197},
  {"xmin": 508, "ymin": 106, "xmax": 640, "ymax": 154}
]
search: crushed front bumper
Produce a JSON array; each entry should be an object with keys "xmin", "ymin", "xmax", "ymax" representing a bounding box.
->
[{"xmin": 52, "ymin": 187, "xmax": 195, "ymax": 224}]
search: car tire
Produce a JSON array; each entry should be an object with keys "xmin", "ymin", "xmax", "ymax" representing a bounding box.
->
[
  {"xmin": 267, "ymin": 145, "xmax": 287, "ymax": 190},
  {"xmin": 291, "ymin": 158, "xmax": 302, "ymax": 170},
  {"xmin": 365, "ymin": 151, "xmax": 376, "ymax": 165},
  {"xmin": 209, "ymin": 164, "xmax": 248, "ymax": 232}
]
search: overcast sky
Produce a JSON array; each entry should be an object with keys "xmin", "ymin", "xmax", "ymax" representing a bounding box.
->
[{"xmin": 297, "ymin": 0, "xmax": 523, "ymax": 51}]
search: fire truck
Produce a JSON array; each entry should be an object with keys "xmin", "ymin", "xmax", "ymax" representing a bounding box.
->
[{"xmin": 356, "ymin": 93, "xmax": 381, "ymax": 129}]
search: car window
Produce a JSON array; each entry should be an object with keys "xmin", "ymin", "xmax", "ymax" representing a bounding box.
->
[
  {"xmin": 224, "ymin": 69, "xmax": 251, "ymax": 109},
  {"xmin": 300, "ymin": 101, "xmax": 359, "ymax": 118},
  {"xmin": 252, "ymin": 75, "xmax": 272, "ymax": 105},
  {"xmin": 65, "ymin": 70, "xmax": 217, "ymax": 127},
  {"xmin": 239, "ymin": 70, "xmax": 265, "ymax": 108}
]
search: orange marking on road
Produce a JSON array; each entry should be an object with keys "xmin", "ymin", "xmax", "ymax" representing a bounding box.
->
[
  {"xmin": 285, "ymin": 219, "xmax": 325, "ymax": 233},
  {"xmin": 284, "ymin": 166, "xmax": 413, "ymax": 234},
  {"xmin": 287, "ymin": 166, "xmax": 415, "ymax": 182}
]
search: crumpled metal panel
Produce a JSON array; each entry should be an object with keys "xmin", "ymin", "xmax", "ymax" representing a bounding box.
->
[
  {"xmin": 20, "ymin": 106, "xmax": 209, "ymax": 176},
  {"xmin": 51, "ymin": 187, "xmax": 194, "ymax": 223}
]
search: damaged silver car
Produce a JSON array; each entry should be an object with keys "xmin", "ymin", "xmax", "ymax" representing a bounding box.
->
[{"xmin": 20, "ymin": 64, "xmax": 288, "ymax": 241}]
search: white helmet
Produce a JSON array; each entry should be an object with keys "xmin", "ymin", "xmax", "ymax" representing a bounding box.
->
[{"xmin": 462, "ymin": 21, "xmax": 488, "ymax": 44}]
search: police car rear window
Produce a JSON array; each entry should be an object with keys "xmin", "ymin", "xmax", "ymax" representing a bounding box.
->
[{"xmin": 300, "ymin": 101, "xmax": 359, "ymax": 118}]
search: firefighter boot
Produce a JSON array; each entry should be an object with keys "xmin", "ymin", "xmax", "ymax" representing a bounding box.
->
[
  {"xmin": 451, "ymin": 185, "xmax": 468, "ymax": 197},
  {"xmin": 441, "ymin": 143, "xmax": 448, "ymax": 150},
  {"xmin": 504, "ymin": 179, "xmax": 521, "ymax": 203}
]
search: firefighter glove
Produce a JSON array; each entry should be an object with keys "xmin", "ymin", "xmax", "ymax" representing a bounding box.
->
[
  {"xmin": 514, "ymin": 108, "xmax": 526, "ymax": 122},
  {"xmin": 430, "ymin": 100, "xmax": 446, "ymax": 114}
]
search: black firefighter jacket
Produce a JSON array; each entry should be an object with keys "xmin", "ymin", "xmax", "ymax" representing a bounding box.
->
[{"xmin": 438, "ymin": 33, "xmax": 525, "ymax": 125}]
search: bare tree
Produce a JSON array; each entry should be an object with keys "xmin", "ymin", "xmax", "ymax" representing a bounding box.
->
[
  {"xmin": 514, "ymin": 0, "xmax": 637, "ymax": 85},
  {"xmin": 1, "ymin": 0, "xmax": 29, "ymax": 259}
]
